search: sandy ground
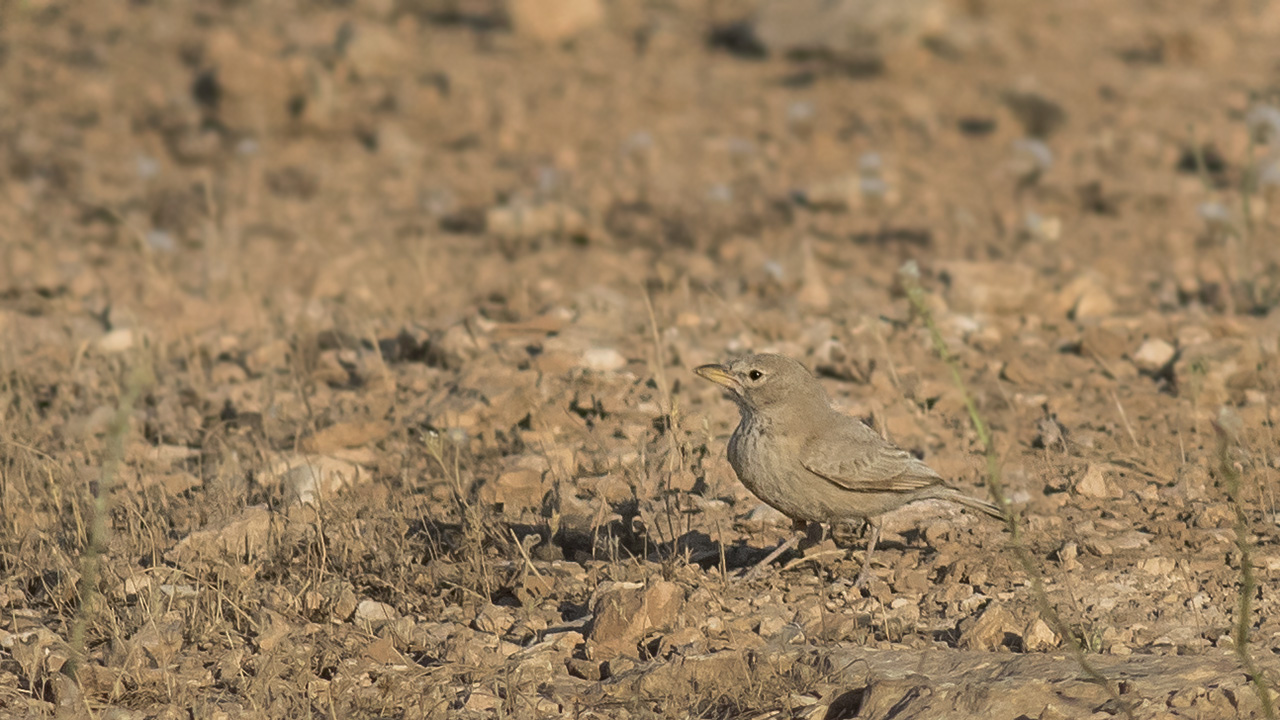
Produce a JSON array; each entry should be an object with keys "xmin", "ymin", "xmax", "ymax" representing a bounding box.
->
[{"xmin": 2, "ymin": 0, "xmax": 1280, "ymax": 717}]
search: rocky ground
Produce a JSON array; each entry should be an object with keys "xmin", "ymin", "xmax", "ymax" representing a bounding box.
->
[{"xmin": 2, "ymin": 0, "xmax": 1280, "ymax": 718}]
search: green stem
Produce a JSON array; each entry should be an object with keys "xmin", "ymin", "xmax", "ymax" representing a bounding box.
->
[
  {"xmin": 899, "ymin": 263, "xmax": 1133, "ymax": 720},
  {"xmin": 67, "ymin": 365, "xmax": 149, "ymax": 679},
  {"xmin": 1215, "ymin": 421, "xmax": 1277, "ymax": 719}
]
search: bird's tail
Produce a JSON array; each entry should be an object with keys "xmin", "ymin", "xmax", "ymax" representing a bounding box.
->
[{"xmin": 939, "ymin": 486, "xmax": 1006, "ymax": 521}]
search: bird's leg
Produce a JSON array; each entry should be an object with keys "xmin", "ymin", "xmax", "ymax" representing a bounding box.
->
[
  {"xmin": 852, "ymin": 519, "xmax": 882, "ymax": 588},
  {"xmin": 740, "ymin": 520, "xmax": 807, "ymax": 581},
  {"xmin": 803, "ymin": 520, "xmax": 826, "ymax": 546}
]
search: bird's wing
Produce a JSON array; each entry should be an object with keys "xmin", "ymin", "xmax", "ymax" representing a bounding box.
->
[{"xmin": 800, "ymin": 420, "xmax": 943, "ymax": 494}]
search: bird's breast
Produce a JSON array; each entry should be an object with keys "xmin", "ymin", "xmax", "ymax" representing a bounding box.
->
[{"xmin": 728, "ymin": 417, "xmax": 814, "ymax": 521}]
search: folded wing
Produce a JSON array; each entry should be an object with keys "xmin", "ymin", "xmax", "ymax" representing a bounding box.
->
[{"xmin": 800, "ymin": 418, "xmax": 943, "ymax": 494}]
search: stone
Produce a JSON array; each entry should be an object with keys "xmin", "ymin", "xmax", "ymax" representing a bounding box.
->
[
  {"xmin": 264, "ymin": 455, "xmax": 370, "ymax": 506},
  {"xmin": 341, "ymin": 23, "xmax": 407, "ymax": 79},
  {"xmin": 743, "ymin": 502, "xmax": 790, "ymax": 529},
  {"xmin": 168, "ymin": 505, "xmax": 277, "ymax": 566},
  {"xmin": 355, "ymin": 599, "xmax": 399, "ymax": 625},
  {"xmin": 1132, "ymin": 338, "xmax": 1176, "ymax": 375},
  {"xmin": 203, "ymin": 28, "xmax": 305, "ymax": 132},
  {"xmin": 753, "ymin": 0, "xmax": 948, "ymax": 60},
  {"xmin": 587, "ymin": 580, "xmax": 685, "ymax": 660},
  {"xmin": 938, "ymin": 261, "xmax": 1037, "ymax": 314},
  {"xmin": 507, "ymin": 0, "xmax": 605, "ymax": 43},
  {"xmin": 473, "ymin": 604, "xmax": 514, "ymax": 635},
  {"xmin": 581, "ymin": 347, "xmax": 627, "ymax": 372},
  {"xmin": 1053, "ymin": 274, "xmax": 1116, "ymax": 320},
  {"xmin": 796, "ymin": 240, "xmax": 831, "ymax": 312},
  {"xmin": 1022, "ymin": 618, "xmax": 1059, "ymax": 651},
  {"xmin": 1073, "ymin": 464, "xmax": 1120, "ymax": 499},
  {"xmin": 300, "ymin": 420, "xmax": 393, "ymax": 453},
  {"xmin": 478, "ymin": 468, "xmax": 545, "ymax": 510},
  {"xmin": 95, "ymin": 328, "xmax": 136, "ymax": 354},
  {"xmin": 959, "ymin": 602, "xmax": 1019, "ymax": 651}
]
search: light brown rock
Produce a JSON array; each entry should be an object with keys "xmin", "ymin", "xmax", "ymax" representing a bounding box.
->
[
  {"xmin": 479, "ymin": 468, "xmax": 545, "ymax": 510},
  {"xmin": 355, "ymin": 599, "xmax": 399, "ymax": 625},
  {"xmin": 754, "ymin": 0, "xmax": 948, "ymax": 58},
  {"xmin": 264, "ymin": 455, "xmax": 370, "ymax": 506},
  {"xmin": 587, "ymin": 580, "xmax": 684, "ymax": 660},
  {"xmin": 1132, "ymin": 338, "xmax": 1176, "ymax": 374},
  {"xmin": 301, "ymin": 420, "xmax": 392, "ymax": 453},
  {"xmin": 168, "ymin": 505, "xmax": 277, "ymax": 565},
  {"xmin": 1022, "ymin": 617, "xmax": 1059, "ymax": 651},
  {"xmin": 341, "ymin": 23, "xmax": 408, "ymax": 78},
  {"xmin": 203, "ymin": 28, "xmax": 305, "ymax": 132},
  {"xmin": 959, "ymin": 602, "xmax": 1019, "ymax": 651},
  {"xmin": 1073, "ymin": 464, "xmax": 1120, "ymax": 499},
  {"xmin": 1053, "ymin": 274, "xmax": 1117, "ymax": 320},
  {"xmin": 938, "ymin": 261, "xmax": 1037, "ymax": 314},
  {"xmin": 507, "ymin": 0, "xmax": 604, "ymax": 43}
]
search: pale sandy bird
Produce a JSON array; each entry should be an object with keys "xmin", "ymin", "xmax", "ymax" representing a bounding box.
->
[{"xmin": 696, "ymin": 353, "xmax": 1003, "ymax": 584}]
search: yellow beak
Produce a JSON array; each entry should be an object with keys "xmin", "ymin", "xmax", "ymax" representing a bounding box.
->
[{"xmin": 695, "ymin": 364, "xmax": 741, "ymax": 392}]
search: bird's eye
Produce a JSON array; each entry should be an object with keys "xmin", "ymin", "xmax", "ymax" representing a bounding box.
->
[{"xmin": 748, "ymin": 370, "xmax": 764, "ymax": 381}]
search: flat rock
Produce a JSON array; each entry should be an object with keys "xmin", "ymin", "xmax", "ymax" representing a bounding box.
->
[
  {"xmin": 753, "ymin": 0, "xmax": 948, "ymax": 59},
  {"xmin": 507, "ymin": 0, "xmax": 605, "ymax": 44},
  {"xmin": 341, "ymin": 22, "xmax": 408, "ymax": 78},
  {"xmin": 1053, "ymin": 274, "xmax": 1117, "ymax": 320},
  {"xmin": 168, "ymin": 505, "xmax": 278, "ymax": 566},
  {"xmin": 959, "ymin": 602, "xmax": 1020, "ymax": 651},
  {"xmin": 816, "ymin": 646, "xmax": 1266, "ymax": 719},
  {"xmin": 478, "ymin": 467, "xmax": 545, "ymax": 510},
  {"xmin": 1073, "ymin": 463, "xmax": 1121, "ymax": 499},
  {"xmin": 581, "ymin": 347, "xmax": 627, "ymax": 372},
  {"xmin": 300, "ymin": 420, "xmax": 393, "ymax": 453},
  {"xmin": 587, "ymin": 580, "xmax": 684, "ymax": 660},
  {"xmin": 1132, "ymin": 338, "xmax": 1176, "ymax": 374},
  {"xmin": 938, "ymin": 261, "xmax": 1037, "ymax": 314},
  {"xmin": 355, "ymin": 599, "xmax": 399, "ymax": 625},
  {"xmin": 1022, "ymin": 617, "xmax": 1059, "ymax": 651},
  {"xmin": 263, "ymin": 455, "xmax": 370, "ymax": 506}
]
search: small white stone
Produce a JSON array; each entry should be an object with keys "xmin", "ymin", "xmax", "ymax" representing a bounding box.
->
[
  {"xmin": 746, "ymin": 503, "xmax": 790, "ymax": 525},
  {"xmin": 1132, "ymin": 338, "xmax": 1176, "ymax": 374},
  {"xmin": 96, "ymin": 328, "xmax": 135, "ymax": 354},
  {"xmin": 355, "ymin": 599, "xmax": 398, "ymax": 623},
  {"xmin": 580, "ymin": 348, "xmax": 627, "ymax": 372}
]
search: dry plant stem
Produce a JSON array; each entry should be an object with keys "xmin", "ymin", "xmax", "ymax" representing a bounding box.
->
[
  {"xmin": 642, "ymin": 285, "xmax": 688, "ymax": 562},
  {"xmin": 1214, "ymin": 423, "xmax": 1278, "ymax": 719},
  {"xmin": 898, "ymin": 265, "xmax": 1134, "ymax": 720},
  {"xmin": 68, "ymin": 364, "xmax": 150, "ymax": 679}
]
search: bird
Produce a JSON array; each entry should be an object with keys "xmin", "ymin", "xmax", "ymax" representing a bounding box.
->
[{"xmin": 695, "ymin": 353, "xmax": 1003, "ymax": 584}]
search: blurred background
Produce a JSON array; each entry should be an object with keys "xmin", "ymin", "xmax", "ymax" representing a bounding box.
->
[{"xmin": 2, "ymin": 0, "xmax": 1280, "ymax": 718}]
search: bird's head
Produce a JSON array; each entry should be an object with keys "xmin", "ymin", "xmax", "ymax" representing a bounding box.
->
[{"xmin": 695, "ymin": 353, "xmax": 828, "ymax": 416}]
